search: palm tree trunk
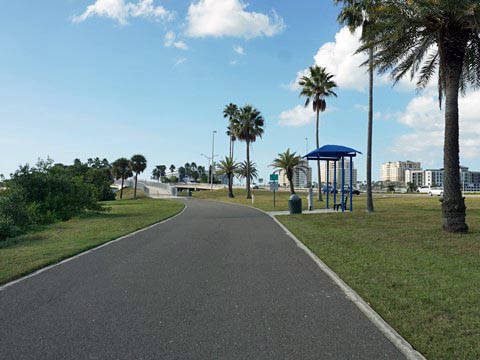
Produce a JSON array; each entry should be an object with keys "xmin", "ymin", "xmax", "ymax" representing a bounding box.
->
[
  {"xmin": 134, "ymin": 174, "xmax": 138, "ymax": 200},
  {"xmin": 288, "ymin": 173, "xmax": 295, "ymax": 195},
  {"xmin": 316, "ymin": 109, "xmax": 323, "ymax": 202},
  {"xmin": 366, "ymin": 47, "xmax": 375, "ymax": 212},
  {"xmin": 229, "ymin": 138, "xmax": 233, "ymax": 159},
  {"xmin": 232, "ymin": 140, "xmax": 235, "ymax": 159},
  {"xmin": 120, "ymin": 177, "xmax": 124, "ymax": 200},
  {"xmin": 441, "ymin": 48, "xmax": 468, "ymax": 233},
  {"xmin": 246, "ymin": 140, "xmax": 251, "ymax": 199},
  {"xmin": 228, "ymin": 173, "xmax": 234, "ymax": 198}
]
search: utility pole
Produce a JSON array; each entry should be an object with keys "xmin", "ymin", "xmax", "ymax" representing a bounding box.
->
[{"xmin": 211, "ymin": 130, "xmax": 216, "ymax": 190}]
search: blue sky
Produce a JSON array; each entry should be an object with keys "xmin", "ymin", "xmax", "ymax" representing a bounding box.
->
[{"xmin": 1, "ymin": 0, "xmax": 479, "ymax": 181}]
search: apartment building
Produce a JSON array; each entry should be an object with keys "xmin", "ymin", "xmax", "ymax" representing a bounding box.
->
[
  {"xmin": 320, "ymin": 158, "xmax": 358, "ymax": 187},
  {"xmin": 424, "ymin": 169, "xmax": 444, "ymax": 187},
  {"xmin": 405, "ymin": 169, "xmax": 424, "ymax": 187},
  {"xmin": 381, "ymin": 161, "xmax": 422, "ymax": 183},
  {"xmin": 279, "ymin": 159, "xmax": 312, "ymax": 188}
]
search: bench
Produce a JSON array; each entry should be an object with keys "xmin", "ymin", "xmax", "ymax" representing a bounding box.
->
[{"xmin": 333, "ymin": 194, "xmax": 348, "ymax": 211}]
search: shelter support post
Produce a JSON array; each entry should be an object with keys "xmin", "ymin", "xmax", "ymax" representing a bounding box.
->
[
  {"xmin": 326, "ymin": 160, "xmax": 330, "ymax": 209},
  {"xmin": 341, "ymin": 156, "xmax": 345, "ymax": 213},
  {"xmin": 349, "ymin": 156, "xmax": 353, "ymax": 212}
]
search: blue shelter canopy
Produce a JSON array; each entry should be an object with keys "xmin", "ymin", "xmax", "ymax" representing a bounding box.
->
[
  {"xmin": 305, "ymin": 145, "xmax": 362, "ymax": 160},
  {"xmin": 304, "ymin": 145, "xmax": 362, "ymax": 212}
]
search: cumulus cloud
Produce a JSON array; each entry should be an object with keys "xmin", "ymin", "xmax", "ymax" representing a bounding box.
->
[
  {"xmin": 233, "ymin": 45, "xmax": 245, "ymax": 55},
  {"xmin": 392, "ymin": 91, "xmax": 480, "ymax": 163},
  {"xmin": 278, "ymin": 105, "xmax": 316, "ymax": 127},
  {"xmin": 164, "ymin": 31, "xmax": 188, "ymax": 50},
  {"xmin": 186, "ymin": 0, "xmax": 285, "ymax": 39},
  {"xmin": 285, "ymin": 26, "xmax": 437, "ymax": 94},
  {"xmin": 72, "ymin": 0, "xmax": 174, "ymax": 25}
]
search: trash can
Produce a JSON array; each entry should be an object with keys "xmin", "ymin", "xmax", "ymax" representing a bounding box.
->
[
  {"xmin": 288, "ymin": 194, "xmax": 302, "ymax": 214},
  {"xmin": 187, "ymin": 190, "xmax": 192, "ymax": 197}
]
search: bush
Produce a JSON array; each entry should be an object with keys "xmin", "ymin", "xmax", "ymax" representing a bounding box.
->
[{"xmin": 0, "ymin": 188, "xmax": 29, "ymax": 240}]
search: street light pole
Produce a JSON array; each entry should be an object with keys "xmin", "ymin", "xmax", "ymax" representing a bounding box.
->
[
  {"xmin": 305, "ymin": 137, "xmax": 308, "ymax": 154},
  {"xmin": 211, "ymin": 130, "xmax": 217, "ymax": 190}
]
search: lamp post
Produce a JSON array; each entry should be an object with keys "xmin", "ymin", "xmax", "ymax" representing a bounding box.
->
[
  {"xmin": 211, "ymin": 131, "xmax": 217, "ymax": 190},
  {"xmin": 305, "ymin": 137, "xmax": 308, "ymax": 154}
]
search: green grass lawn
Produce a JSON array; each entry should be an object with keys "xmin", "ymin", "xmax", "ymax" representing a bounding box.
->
[
  {"xmin": 0, "ymin": 197, "xmax": 184, "ymax": 285},
  {"xmin": 192, "ymin": 187, "xmax": 316, "ymax": 211},
  {"xmin": 277, "ymin": 196, "xmax": 480, "ymax": 360}
]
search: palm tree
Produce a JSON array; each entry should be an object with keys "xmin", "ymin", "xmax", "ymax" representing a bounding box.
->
[
  {"xmin": 363, "ymin": 0, "xmax": 480, "ymax": 232},
  {"xmin": 216, "ymin": 157, "xmax": 240, "ymax": 198},
  {"xmin": 270, "ymin": 149, "xmax": 308, "ymax": 195},
  {"xmin": 130, "ymin": 154, "xmax": 147, "ymax": 200},
  {"xmin": 298, "ymin": 66, "xmax": 337, "ymax": 201},
  {"xmin": 169, "ymin": 164, "xmax": 176, "ymax": 174},
  {"xmin": 335, "ymin": 0, "xmax": 377, "ymax": 212},
  {"xmin": 237, "ymin": 160, "xmax": 258, "ymax": 186},
  {"xmin": 223, "ymin": 103, "xmax": 239, "ymax": 158},
  {"xmin": 232, "ymin": 105, "xmax": 265, "ymax": 199},
  {"xmin": 158, "ymin": 165, "xmax": 167, "ymax": 181},
  {"xmin": 112, "ymin": 157, "xmax": 133, "ymax": 200},
  {"xmin": 151, "ymin": 167, "xmax": 161, "ymax": 182}
]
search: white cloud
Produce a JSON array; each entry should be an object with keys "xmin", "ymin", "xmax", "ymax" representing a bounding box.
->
[
  {"xmin": 233, "ymin": 45, "xmax": 245, "ymax": 55},
  {"xmin": 392, "ymin": 91, "xmax": 480, "ymax": 163},
  {"xmin": 285, "ymin": 26, "xmax": 437, "ymax": 94},
  {"xmin": 278, "ymin": 105, "xmax": 316, "ymax": 127},
  {"xmin": 186, "ymin": 0, "xmax": 285, "ymax": 39},
  {"xmin": 230, "ymin": 60, "xmax": 238, "ymax": 65},
  {"xmin": 164, "ymin": 31, "xmax": 188, "ymax": 50},
  {"xmin": 72, "ymin": 0, "xmax": 174, "ymax": 25},
  {"xmin": 175, "ymin": 57, "xmax": 187, "ymax": 66}
]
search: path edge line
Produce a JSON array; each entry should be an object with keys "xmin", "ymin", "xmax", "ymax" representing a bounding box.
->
[
  {"xmin": 270, "ymin": 214, "xmax": 426, "ymax": 360},
  {"xmin": 0, "ymin": 201, "xmax": 188, "ymax": 292}
]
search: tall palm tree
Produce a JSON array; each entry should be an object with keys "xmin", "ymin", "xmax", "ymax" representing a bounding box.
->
[
  {"xmin": 151, "ymin": 167, "xmax": 161, "ymax": 182},
  {"xmin": 158, "ymin": 165, "xmax": 167, "ymax": 180},
  {"xmin": 223, "ymin": 103, "xmax": 239, "ymax": 158},
  {"xmin": 270, "ymin": 149, "xmax": 308, "ymax": 195},
  {"xmin": 216, "ymin": 157, "xmax": 240, "ymax": 198},
  {"xmin": 335, "ymin": 0, "xmax": 377, "ymax": 212},
  {"xmin": 232, "ymin": 105, "xmax": 265, "ymax": 199},
  {"xmin": 237, "ymin": 160, "xmax": 258, "ymax": 186},
  {"xmin": 112, "ymin": 157, "xmax": 133, "ymax": 200},
  {"xmin": 169, "ymin": 164, "xmax": 176, "ymax": 174},
  {"xmin": 363, "ymin": 0, "xmax": 480, "ymax": 232},
  {"xmin": 130, "ymin": 154, "xmax": 147, "ymax": 200},
  {"xmin": 298, "ymin": 66, "xmax": 338, "ymax": 201}
]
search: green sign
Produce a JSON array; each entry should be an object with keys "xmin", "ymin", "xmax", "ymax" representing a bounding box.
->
[{"xmin": 270, "ymin": 174, "xmax": 278, "ymax": 181}]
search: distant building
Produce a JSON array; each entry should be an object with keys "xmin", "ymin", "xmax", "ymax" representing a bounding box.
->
[
  {"xmin": 279, "ymin": 159, "xmax": 312, "ymax": 188},
  {"xmin": 407, "ymin": 165, "xmax": 480, "ymax": 190},
  {"xmin": 381, "ymin": 161, "xmax": 421, "ymax": 184},
  {"xmin": 320, "ymin": 158, "xmax": 357, "ymax": 187},
  {"xmin": 424, "ymin": 169, "xmax": 444, "ymax": 187},
  {"xmin": 405, "ymin": 169, "xmax": 424, "ymax": 187}
]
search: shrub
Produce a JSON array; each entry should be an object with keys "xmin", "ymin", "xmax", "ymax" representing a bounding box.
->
[{"xmin": 0, "ymin": 188, "xmax": 29, "ymax": 240}]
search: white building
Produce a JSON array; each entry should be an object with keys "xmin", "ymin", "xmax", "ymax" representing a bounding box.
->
[
  {"xmin": 279, "ymin": 159, "xmax": 312, "ymax": 188},
  {"xmin": 424, "ymin": 169, "xmax": 444, "ymax": 187},
  {"xmin": 320, "ymin": 158, "xmax": 357, "ymax": 187},
  {"xmin": 405, "ymin": 170, "xmax": 424, "ymax": 187},
  {"xmin": 381, "ymin": 161, "xmax": 422, "ymax": 184}
]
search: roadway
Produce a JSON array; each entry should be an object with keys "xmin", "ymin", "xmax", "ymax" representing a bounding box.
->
[{"xmin": 0, "ymin": 199, "xmax": 405, "ymax": 359}]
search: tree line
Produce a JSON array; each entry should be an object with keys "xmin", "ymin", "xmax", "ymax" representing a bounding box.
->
[{"xmin": 0, "ymin": 154, "xmax": 150, "ymax": 240}]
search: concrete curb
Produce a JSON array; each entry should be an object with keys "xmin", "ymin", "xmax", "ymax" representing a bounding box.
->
[
  {"xmin": 270, "ymin": 214, "xmax": 426, "ymax": 360},
  {"xmin": 0, "ymin": 200, "xmax": 188, "ymax": 292}
]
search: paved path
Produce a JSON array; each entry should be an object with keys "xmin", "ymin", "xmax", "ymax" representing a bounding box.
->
[{"xmin": 0, "ymin": 200, "xmax": 405, "ymax": 359}]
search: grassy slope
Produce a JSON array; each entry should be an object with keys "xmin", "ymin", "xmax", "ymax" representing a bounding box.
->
[
  {"xmin": 277, "ymin": 196, "xmax": 480, "ymax": 359},
  {"xmin": 0, "ymin": 196, "xmax": 184, "ymax": 285}
]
